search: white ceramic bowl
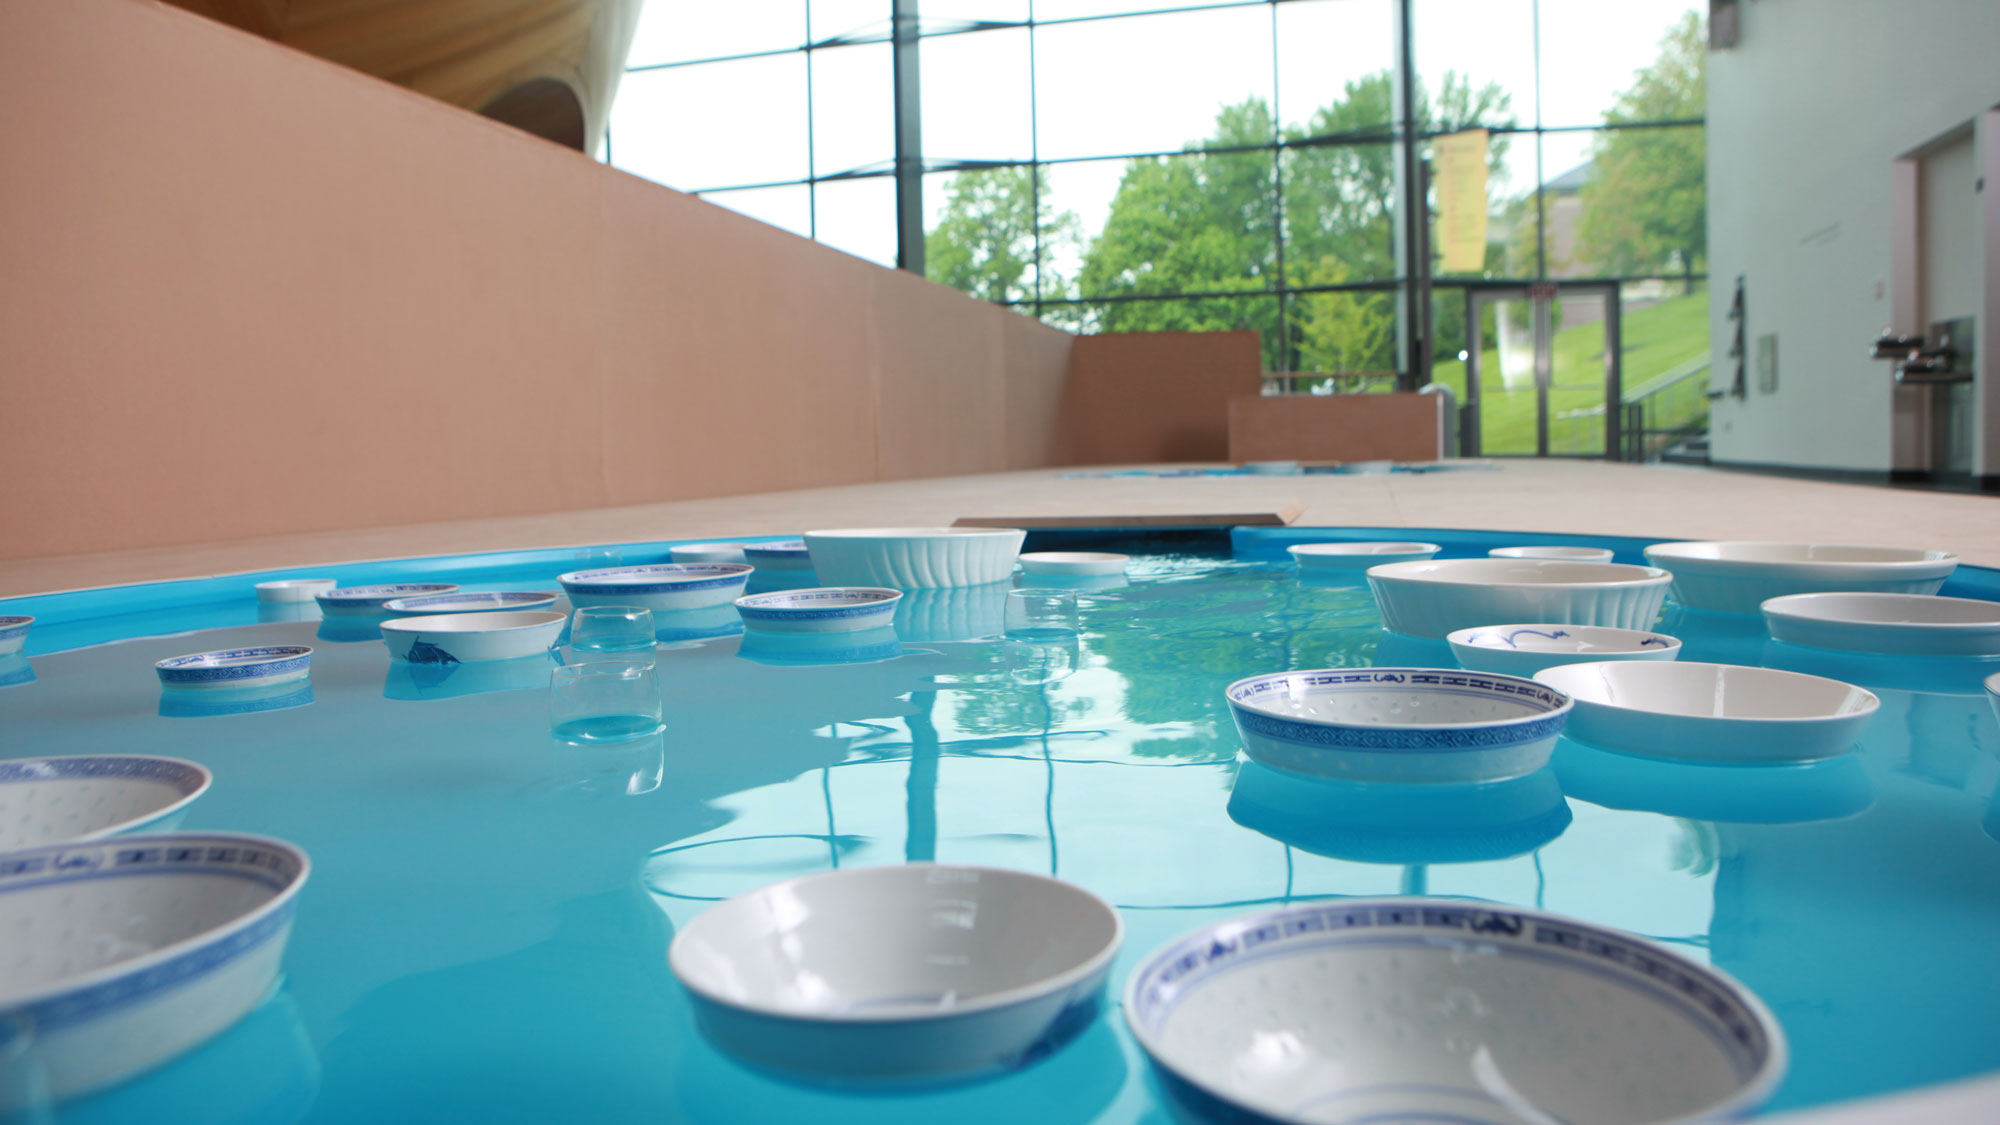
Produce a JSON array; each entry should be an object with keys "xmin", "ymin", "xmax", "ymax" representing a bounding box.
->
[
  {"xmin": 1018, "ymin": 551, "xmax": 1129, "ymax": 578},
  {"xmin": 1760, "ymin": 592, "xmax": 2000, "ymax": 656},
  {"xmin": 379, "ymin": 610, "xmax": 566, "ymax": 663},
  {"xmin": 0, "ymin": 615, "xmax": 31, "ymax": 656},
  {"xmin": 734, "ymin": 587, "xmax": 902, "ymax": 634},
  {"xmin": 380, "ymin": 591, "xmax": 558, "ymax": 615},
  {"xmin": 1224, "ymin": 667, "xmax": 1573, "ymax": 783},
  {"xmin": 155, "ymin": 646, "xmax": 312, "ymax": 691},
  {"xmin": 315, "ymin": 583, "xmax": 460, "ymax": 616},
  {"xmin": 669, "ymin": 864, "xmax": 1122, "ymax": 1085},
  {"xmin": 1642, "ymin": 541, "xmax": 1958, "ymax": 615},
  {"xmin": 1489, "ymin": 545, "xmax": 1616, "ymax": 563},
  {"xmin": 1447, "ymin": 623, "xmax": 1682, "ymax": 677},
  {"xmin": 803, "ymin": 528, "xmax": 1026, "ymax": 588},
  {"xmin": 1367, "ymin": 558, "xmax": 1672, "ymax": 639},
  {"xmin": 742, "ymin": 539, "xmax": 815, "ymax": 572},
  {"xmin": 252, "ymin": 579, "xmax": 335, "ymax": 604},
  {"xmin": 0, "ymin": 832, "xmax": 309, "ymax": 1104},
  {"xmin": 1289, "ymin": 542, "xmax": 1441, "ymax": 570},
  {"xmin": 0, "ymin": 756, "xmax": 212, "ymax": 849},
  {"xmin": 1126, "ymin": 899, "xmax": 1785, "ymax": 1125},
  {"xmin": 1534, "ymin": 661, "xmax": 1880, "ymax": 763},
  {"xmin": 669, "ymin": 542, "xmax": 749, "ymax": 564},
  {"xmin": 558, "ymin": 564, "xmax": 754, "ymax": 613},
  {"xmin": 1987, "ymin": 671, "xmax": 2000, "ymax": 731}
]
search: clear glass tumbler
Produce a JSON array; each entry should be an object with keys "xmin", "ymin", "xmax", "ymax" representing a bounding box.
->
[
  {"xmin": 549, "ymin": 660, "xmax": 664, "ymax": 743},
  {"xmin": 569, "ymin": 605, "xmax": 656, "ymax": 653}
]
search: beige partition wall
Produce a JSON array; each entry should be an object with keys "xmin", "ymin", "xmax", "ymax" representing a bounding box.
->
[{"xmin": 0, "ymin": 0, "xmax": 1076, "ymax": 562}]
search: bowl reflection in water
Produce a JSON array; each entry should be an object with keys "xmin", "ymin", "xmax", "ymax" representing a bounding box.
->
[
  {"xmin": 1552, "ymin": 738, "xmax": 1875, "ymax": 824},
  {"xmin": 1227, "ymin": 761, "xmax": 1572, "ymax": 864}
]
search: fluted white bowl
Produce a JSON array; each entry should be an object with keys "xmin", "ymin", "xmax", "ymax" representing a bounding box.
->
[
  {"xmin": 1367, "ymin": 559, "xmax": 1671, "ymax": 639},
  {"xmin": 1642, "ymin": 541, "xmax": 1957, "ymax": 615},
  {"xmin": 1126, "ymin": 899, "xmax": 1785, "ymax": 1125},
  {"xmin": 0, "ymin": 833, "xmax": 309, "ymax": 1105},
  {"xmin": 0, "ymin": 756, "xmax": 212, "ymax": 850},
  {"xmin": 1535, "ymin": 661, "xmax": 1880, "ymax": 763},
  {"xmin": 804, "ymin": 528, "xmax": 1026, "ymax": 588},
  {"xmin": 670, "ymin": 864, "xmax": 1122, "ymax": 1085}
]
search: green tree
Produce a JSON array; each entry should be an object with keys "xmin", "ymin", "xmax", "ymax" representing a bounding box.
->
[
  {"xmin": 924, "ymin": 166, "xmax": 1083, "ymax": 311},
  {"xmin": 1576, "ymin": 12, "xmax": 1706, "ymax": 289}
]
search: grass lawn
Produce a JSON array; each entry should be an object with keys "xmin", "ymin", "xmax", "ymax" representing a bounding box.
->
[{"xmin": 1430, "ymin": 288, "xmax": 1710, "ymax": 455}]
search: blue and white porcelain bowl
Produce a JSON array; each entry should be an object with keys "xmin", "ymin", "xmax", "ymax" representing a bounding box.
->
[
  {"xmin": 734, "ymin": 587, "xmax": 902, "ymax": 635},
  {"xmin": 155, "ymin": 646, "xmax": 313, "ymax": 691},
  {"xmin": 380, "ymin": 591, "xmax": 559, "ymax": 616},
  {"xmin": 558, "ymin": 564, "xmax": 753, "ymax": 613},
  {"xmin": 0, "ymin": 832, "xmax": 310, "ymax": 1104},
  {"xmin": 0, "ymin": 615, "xmax": 32, "ymax": 656},
  {"xmin": 1125, "ymin": 899, "xmax": 1786, "ymax": 1125},
  {"xmin": 379, "ymin": 610, "xmax": 566, "ymax": 664},
  {"xmin": 1643, "ymin": 541, "xmax": 1957, "ymax": 615},
  {"xmin": 742, "ymin": 539, "xmax": 815, "ymax": 572},
  {"xmin": 670, "ymin": 864, "xmax": 1122, "ymax": 1085},
  {"xmin": 0, "ymin": 756, "xmax": 212, "ymax": 850},
  {"xmin": 1225, "ymin": 667, "xmax": 1573, "ymax": 783},
  {"xmin": 314, "ymin": 583, "xmax": 459, "ymax": 616},
  {"xmin": 253, "ymin": 579, "xmax": 335, "ymax": 604},
  {"xmin": 1447, "ymin": 623, "xmax": 1682, "ymax": 677},
  {"xmin": 803, "ymin": 528, "xmax": 1025, "ymax": 588},
  {"xmin": 1366, "ymin": 558, "xmax": 1672, "ymax": 639}
]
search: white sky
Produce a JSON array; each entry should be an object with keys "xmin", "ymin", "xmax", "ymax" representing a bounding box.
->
[{"xmin": 609, "ymin": 0, "xmax": 1700, "ymax": 272}]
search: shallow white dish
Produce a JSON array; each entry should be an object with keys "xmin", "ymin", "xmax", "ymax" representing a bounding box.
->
[
  {"xmin": 1126, "ymin": 899, "xmax": 1785, "ymax": 1125},
  {"xmin": 1447, "ymin": 623, "xmax": 1681, "ymax": 677},
  {"xmin": 1289, "ymin": 542, "xmax": 1441, "ymax": 570},
  {"xmin": 1642, "ymin": 541, "xmax": 1957, "ymax": 615},
  {"xmin": 0, "ymin": 756, "xmax": 212, "ymax": 850},
  {"xmin": 669, "ymin": 542, "xmax": 749, "ymax": 564},
  {"xmin": 252, "ymin": 579, "xmax": 335, "ymax": 604},
  {"xmin": 1018, "ymin": 551, "xmax": 1129, "ymax": 578},
  {"xmin": 1534, "ymin": 661, "xmax": 1880, "ymax": 763},
  {"xmin": 669, "ymin": 864, "xmax": 1122, "ymax": 1085},
  {"xmin": 1760, "ymin": 592, "xmax": 2000, "ymax": 656},
  {"xmin": 558, "ymin": 564, "xmax": 753, "ymax": 613},
  {"xmin": 0, "ymin": 615, "xmax": 31, "ymax": 656},
  {"xmin": 156, "ymin": 646, "xmax": 312, "ymax": 691},
  {"xmin": 742, "ymin": 539, "xmax": 815, "ymax": 572},
  {"xmin": 380, "ymin": 591, "xmax": 558, "ymax": 615},
  {"xmin": 1988, "ymin": 672, "xmax": 2000, "ymax": 730},
  {"xmin": 1489, "ymin": 545, "xmax": 1615, "ymax": 563},
  {"xmin": 1367, "ymin": 558, "xmax": 1672, "ymax": 639},
  {"xmin": 1225, "ymin": 667, "xmax": 1573, "ymax": 783},
  {"xmin": 734, "ymin": 587, "xmax": 902, "ymax": 634},
  {"xmin": 379, "ymin": 610, "xmax": 566, "ymax": 663},
  {"xmin": 803, "ymin": 527, "xmax": 1025, "ymax": 588},
  {"xmin": 0, "ymin": 832, "xmax": 310, "ymax": 1104},
  {"xmin": 314, "ymin": 583, "xmax": 460, "ymax": 616}
]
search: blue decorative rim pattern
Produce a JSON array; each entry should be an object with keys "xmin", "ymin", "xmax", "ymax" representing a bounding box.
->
[
  {"xmin": 0, "ymin": 615, "xmax": 31, "ymax": 640},
  {"xmin": 382, "ymin": 591, "xmax": 557, "ymax": 613},
  {"xmin": 1226, "ymin": 668, "xmax": 1571, "ymax": 752},
  {"xmin": 742, "ymin": 540, "xmax": 809, "ymax": 557},
  {"xmin": 1127, "ymin": 899, "xmax": 1781, "ymax": 1120},
  {"xmin": 155, "ymin": 646, "xmax": 313, "ymax": 686},
  {"xmin": 735, "ymin": 588, "xmax": 901, "ymax": 622},
  {"xmin": 558, "ymin": 564, "xmax": 754, "ymax": 594},
  {"xmin": 317, "ymin": 584, "xmax": 458, "ymax": 604},
  {"xmin": 0, "ymin": 834, "xmax": 308, "ymax": 1030},
  {"xmin": 0, "ymin": 755, "xmax": 208, "ymax": 796}
]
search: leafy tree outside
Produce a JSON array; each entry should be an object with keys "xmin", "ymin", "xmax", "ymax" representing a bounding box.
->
[{"xmin": 1575, "ymin": 12, "xmax": 1706, "ymax": 291}]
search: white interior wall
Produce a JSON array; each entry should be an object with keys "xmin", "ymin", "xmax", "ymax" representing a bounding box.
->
[{"xmin": 1705, "ymin": 0, "xmax": 2000, "ymax": 471}]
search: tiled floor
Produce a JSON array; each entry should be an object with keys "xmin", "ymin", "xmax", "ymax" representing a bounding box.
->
[{"xmin": 4, "ymin": 459, "xmax": 1996, "ymax": 597}]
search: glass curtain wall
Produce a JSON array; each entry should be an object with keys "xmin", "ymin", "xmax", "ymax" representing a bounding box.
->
[{"xmin": 610, "ymin": 0, "xmax": 1706, "ymax": 389}]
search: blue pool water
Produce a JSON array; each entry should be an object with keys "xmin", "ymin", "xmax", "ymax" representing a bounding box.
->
[{"xmin": 3, "ymin": 528, "xmax": 1999, "ymax": 1123}]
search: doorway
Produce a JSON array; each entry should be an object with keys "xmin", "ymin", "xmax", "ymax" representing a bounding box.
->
[{"xmin": 1461, "ymin": 283, "xmax": 1623, "ymax": 458}]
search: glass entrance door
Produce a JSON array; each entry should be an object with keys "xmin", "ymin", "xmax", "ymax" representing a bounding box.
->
[{"xmin": 1462, "ymin": 284, "xmax": 1622, "ymax": 457}]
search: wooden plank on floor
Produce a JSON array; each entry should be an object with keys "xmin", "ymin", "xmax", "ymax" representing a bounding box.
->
[{"xmin": 955, "ymin": 501, "xmax": 1305, "ymax": 530}]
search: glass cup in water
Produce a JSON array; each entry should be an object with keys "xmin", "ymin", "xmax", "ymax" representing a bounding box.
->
[
  {"xmin": 569, "ymin": 605, "xmax": 656, "ymax": 654},
  {"xmin": 1005, "ymin": 590, "xmax": 1080, "ymax": 640},
  {"xmin": 550, "ymin": 660, "xmax": 664, "ymax": 743}
]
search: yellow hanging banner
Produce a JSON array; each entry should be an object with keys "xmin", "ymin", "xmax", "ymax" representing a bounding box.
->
[{"xmin": 1433, "ymin": 129, "xmax": 1490, "ymax": 274}]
